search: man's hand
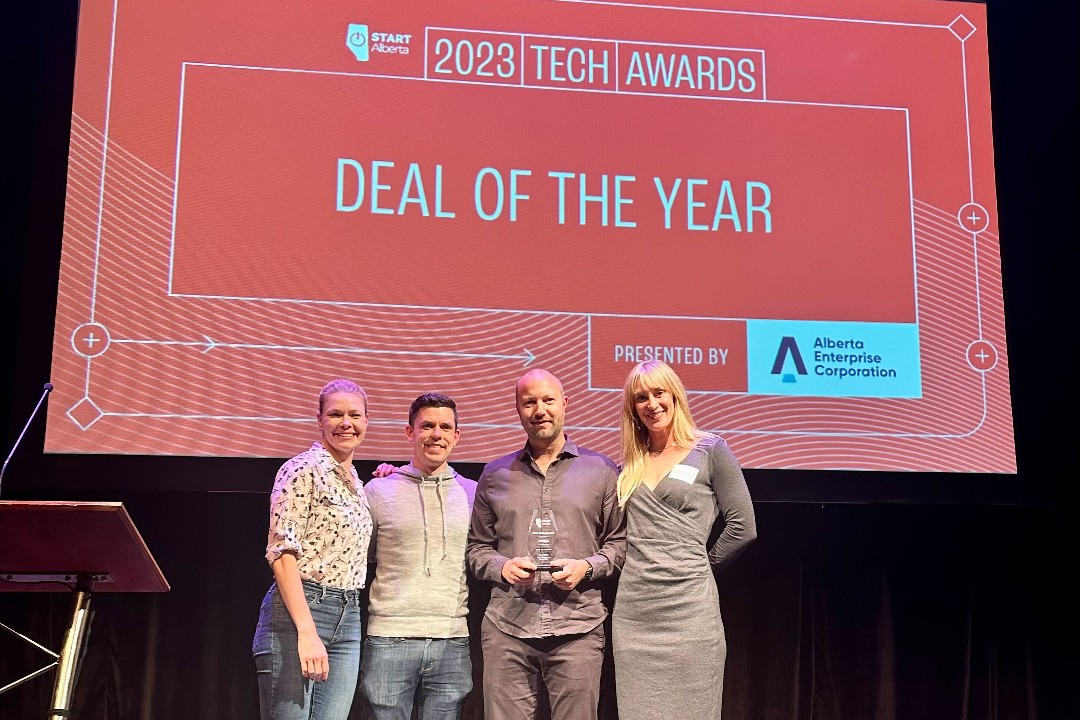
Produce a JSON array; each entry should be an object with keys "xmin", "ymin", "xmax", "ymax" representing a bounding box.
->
[
  {"xmin": 550, "ymin": 558, "xmax": 590, "ymax": 591},
  {"xmin": 501, "ymin": 556, "xmax": 538, "ymax": 585}
]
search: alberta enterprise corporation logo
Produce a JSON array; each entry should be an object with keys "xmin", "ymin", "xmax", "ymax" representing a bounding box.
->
[
  {"xmin": 748, "ymin": 320, "xmax": 920, "ymax": 399},
  {"xmin": 770, "ymin": 335, "xmax": 899, "ymax": 384},
  {"xmin": 346, "ymin": 23, "xmax": 412, "ymax": 61}
]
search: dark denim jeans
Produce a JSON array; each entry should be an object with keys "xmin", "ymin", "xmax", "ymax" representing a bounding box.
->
[
  {"xmin": 360, "ymin": 636, "xmax": 472, "ymax": 720},
  {"xmin": 253, "ymin": 581, "xmax": 363, "ymax": 720}
]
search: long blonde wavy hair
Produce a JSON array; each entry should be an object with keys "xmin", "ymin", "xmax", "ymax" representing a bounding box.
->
[{"xmin": 616, "ymin": 360, "xmax": 710, "ymax": 507}]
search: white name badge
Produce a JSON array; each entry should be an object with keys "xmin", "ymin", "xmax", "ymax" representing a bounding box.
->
[{"xmin": 668, "ymin": 464, "xmax": 699, "ymax": 484}]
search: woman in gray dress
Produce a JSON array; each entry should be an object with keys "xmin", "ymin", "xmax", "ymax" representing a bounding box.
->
[{"xmin": 611, "ymin": 360, "xmax": 757, "ymax": 720}]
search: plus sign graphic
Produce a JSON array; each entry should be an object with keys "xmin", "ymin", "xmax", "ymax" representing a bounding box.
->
[
  {"xmin": 957, "ymin": 202, "xmax": 990, "ymax": 234},
  {"xmin": 965, "ymin": 339, "xmax": 998, "ymax": 372},
  {"xmin": 71, "ymin": 322, "xmax": 111, "ymax": 358}
]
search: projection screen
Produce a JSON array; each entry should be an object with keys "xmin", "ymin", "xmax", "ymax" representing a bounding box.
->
[{"xmin": 45, "ymin": 0, "xmax": 1014, "ymax": 472}]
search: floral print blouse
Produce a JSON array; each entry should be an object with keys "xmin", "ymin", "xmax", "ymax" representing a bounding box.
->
[{"xmin": 264, "ymin": 442, "xmax": 372, "ymax": 589}]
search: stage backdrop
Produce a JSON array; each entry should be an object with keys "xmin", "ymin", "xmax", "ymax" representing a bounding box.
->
[{"xmin": 44, "ymin": 0, "xmax": 1014, "ymax": 474}]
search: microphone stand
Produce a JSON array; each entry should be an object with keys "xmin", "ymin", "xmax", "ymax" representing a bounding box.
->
[{"xmin": 0, "ymin": 381, "xmax": 53, "ymax": 499}]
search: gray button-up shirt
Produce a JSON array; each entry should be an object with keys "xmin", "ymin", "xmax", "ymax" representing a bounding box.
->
[{"xmin": 466, "ymin": 437, "xmax": 626, "ymax": 638}]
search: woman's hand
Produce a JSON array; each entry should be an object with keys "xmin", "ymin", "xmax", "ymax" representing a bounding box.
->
[
  {"xmin": 269, "ymin": 555, "xmax": 329, "ymax": 683},
  {"xmin": 297, "ymin": 627, "xmax": 329, "ymax": 683},
  {"xmin": 372, "ymin": 463, "xmax": 402, "ymax": 478}
]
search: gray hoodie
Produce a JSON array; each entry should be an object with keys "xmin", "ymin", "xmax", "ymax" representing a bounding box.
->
[{"xmin": 365, "ymin": 465, "xmax": 477, "ymax": 638}]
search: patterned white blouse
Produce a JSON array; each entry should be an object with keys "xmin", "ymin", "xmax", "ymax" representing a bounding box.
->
[{"xmin": 264, "ymin": 442, "xmax": 373, "ymax": 590}]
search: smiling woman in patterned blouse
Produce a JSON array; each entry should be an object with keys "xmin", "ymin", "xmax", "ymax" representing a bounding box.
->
[{"xmin": 252, "ymin": 379, "xmax": 374, "ymax": 720}]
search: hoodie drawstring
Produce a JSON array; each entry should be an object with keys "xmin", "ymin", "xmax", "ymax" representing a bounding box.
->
[
  {"xmin": 416, "ymin": 475, "xmax": 451, "ymax": 576},
  {"xmin": 436, "ymin": 481, "xmax": 448, "ymax": 562},
  {"xmin": 416, "ymin": 481, "xmax": 431, "ymax": 576}
]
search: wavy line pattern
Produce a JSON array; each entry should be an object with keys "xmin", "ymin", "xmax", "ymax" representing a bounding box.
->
[{"xmin": 45, "ymin": 114, "xmax": 1014, "ymax": 471}]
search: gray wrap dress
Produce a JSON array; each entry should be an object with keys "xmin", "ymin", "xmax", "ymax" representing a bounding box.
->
[{"xmin": 611, "ymin": 436, "xmax": 756, "ymax": 720}]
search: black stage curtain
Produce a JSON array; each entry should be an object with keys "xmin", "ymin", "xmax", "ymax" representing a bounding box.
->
[
  {"xmin": 1, "ymin": 488, "xmax": 1073, "ymax": 720},
  {"xmin": 2, "ymin": 2, "xmax": 1077, "ymax": 719}
]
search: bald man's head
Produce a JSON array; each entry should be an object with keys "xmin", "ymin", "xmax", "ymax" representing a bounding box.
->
[{"xmin": 514, "ymin": 369, "xmax": 567, "ymax": 445}]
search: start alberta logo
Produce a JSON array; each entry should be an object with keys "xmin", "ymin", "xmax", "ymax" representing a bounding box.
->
[
  {"xmin": 346, "ymin": 24, "xmax": 369, "ymax": 61},
  {"xmin": 346, "ymin": 23, "xmax": 412, "ymax": 60}
]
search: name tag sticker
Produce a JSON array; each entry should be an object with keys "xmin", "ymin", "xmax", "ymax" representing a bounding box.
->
[{"xmin": 669, "ymin": 464, "xmax": 699, "ymax": 484}]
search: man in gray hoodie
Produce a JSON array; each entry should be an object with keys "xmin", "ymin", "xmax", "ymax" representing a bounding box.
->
[{"xmin": 360, "ymin": 393, "xmax": 478, "ymax": 719}]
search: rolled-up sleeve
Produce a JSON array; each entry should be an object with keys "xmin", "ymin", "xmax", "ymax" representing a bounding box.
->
[{"xmin": 265, "ymin": 459, "xmax": 313, "ymax": 565}]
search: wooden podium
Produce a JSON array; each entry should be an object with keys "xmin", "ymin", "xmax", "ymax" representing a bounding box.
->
[{"xmin": 0, "ymin": 501, "xmax": 170, "ymax": 719}]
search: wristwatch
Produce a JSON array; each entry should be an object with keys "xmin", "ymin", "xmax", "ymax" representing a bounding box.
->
[{"xmin": 582, "ymin": 561, "xmax": 594, "ymax": 582}]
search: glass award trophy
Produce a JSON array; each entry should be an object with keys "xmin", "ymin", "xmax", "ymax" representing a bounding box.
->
[{"xmin": 527, "ymin": 509, "xmax": 558, "ymax": 572}]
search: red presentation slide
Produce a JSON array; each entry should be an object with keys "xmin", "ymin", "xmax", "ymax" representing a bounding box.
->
[{"xmin": 46, "ymin": 0, "xmax": 1014, "ymax": 472}]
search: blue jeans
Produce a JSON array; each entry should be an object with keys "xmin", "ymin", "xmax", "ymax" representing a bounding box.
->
[
  {"xmin": 252, "ymin": 581, "xmax": 363, "ymax": 720},
  {"xmin": 360, "ymin": 636, "xmax": 473, "ymax": 720}
]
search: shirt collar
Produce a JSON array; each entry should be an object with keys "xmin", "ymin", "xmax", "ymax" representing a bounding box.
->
[
  {"xmin": 310, "ymin": 442, "xmax": 356, "ymax": 482},
  {"xmin": 518, "ymin": 435, "xmax": 581, "ymax": 463}
]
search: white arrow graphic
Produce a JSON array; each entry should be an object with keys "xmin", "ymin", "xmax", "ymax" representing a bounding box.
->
[{"xmin": 112, "ymin": 336, "xmax": 536, "ymax": 366}]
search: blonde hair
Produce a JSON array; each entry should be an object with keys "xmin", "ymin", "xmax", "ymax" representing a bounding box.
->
[
  {"xmin": 318, "ymin": 379, "xmax": 368, "ymax": 415},
  {"xmin": 616, "ymin": 360, "xmax": 710, "ymax": 507}
]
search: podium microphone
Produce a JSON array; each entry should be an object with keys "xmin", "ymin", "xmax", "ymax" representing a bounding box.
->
[{"xmin": 0, "ymin": 381, "xmax": 54, "ymax": 498}]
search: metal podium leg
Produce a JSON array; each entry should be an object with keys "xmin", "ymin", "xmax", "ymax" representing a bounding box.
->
[{"xmin": 48, "ymin": 590, "xmax": 93, "ymax": 720}]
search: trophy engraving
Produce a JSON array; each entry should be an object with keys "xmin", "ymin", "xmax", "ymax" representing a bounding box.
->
[{"xmin": 528, "ymin": 509, "xmax": 558, "ymax": 572}]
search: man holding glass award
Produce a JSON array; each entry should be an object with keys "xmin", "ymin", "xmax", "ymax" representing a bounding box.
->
[{"xmin": 466, "ymin": 369, "xmax": 626, "ymax": 720}]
